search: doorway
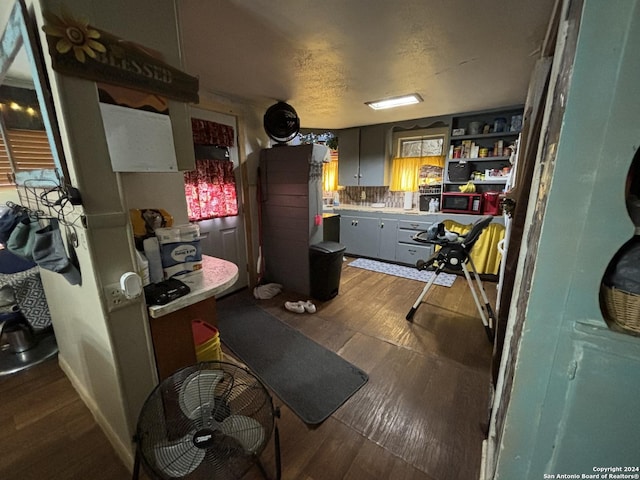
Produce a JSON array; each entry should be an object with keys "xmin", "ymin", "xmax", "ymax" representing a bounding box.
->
[{"xmin": 189, "ymin": 107, "xmax": 248, "ymax": 291}]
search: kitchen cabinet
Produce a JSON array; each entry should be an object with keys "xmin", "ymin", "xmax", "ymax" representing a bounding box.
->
[
  {"xmin": 340, "ymin": 214, "xmax": 397, "ymax": 261},
  {"xmin": 378, "ymin": 217, "xmax": 398, "ymax": 261},
  {"xmin": 338, "ymin": 124, "xmax": 389, "ymax": 186},
  {"xmin": 444, "ymin": 106, "xmax": 523, "ymax": 194},
  {"xmin": 336, "ymin": 208, "xmax": 504, "ymax": 268},
  {"xmin": 395, "ymin": 219, "xmax": 434, "ymax": 266},
  {"xmin": 338, "ymin": 128, "xmax": 360, "ymax": 186}
]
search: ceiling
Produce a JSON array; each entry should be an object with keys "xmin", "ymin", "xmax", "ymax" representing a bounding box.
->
[
  {"xmin": 1, "ymin": 0, "xmax": 556, "ymax": 129},
  {"xmin": 177, "ymin": 0, "xmax": 557, "ymax": 129}
]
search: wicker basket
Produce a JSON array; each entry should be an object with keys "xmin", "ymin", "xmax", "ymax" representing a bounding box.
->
[
  {"xmin": 448, "ymin": 162, "xmax": 472, "ymax": 182},
  {"xmin": 601, "ymin": 284, "xmax": 640, "ymax": 334}
]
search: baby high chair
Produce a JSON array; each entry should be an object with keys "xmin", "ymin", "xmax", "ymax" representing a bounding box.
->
[{"xmin": 405, "ymin": 215, "xmax": 496, "ymax": 342}]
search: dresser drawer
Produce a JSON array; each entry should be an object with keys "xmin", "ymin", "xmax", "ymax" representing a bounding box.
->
[
  {"xmin": 397, "ymin": 219, "xmax": 431, "ymax": 231},
  {"xmin": 397, "ymin": 228, "xmax": 431, "ymax": 244},
  {"xmin": 395, "ymin": 243, "xmax": 433, "ymax": 266}
]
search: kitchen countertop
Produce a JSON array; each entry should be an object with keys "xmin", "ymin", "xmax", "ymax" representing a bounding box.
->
[
  {"xmin": 325, "ymin": 204, "xmax": 506, "ymax": 225},
  {"xmin": 147, "ymin": 255, "xmax": 238, "ymax": 318},
  {"xmin": 327, "ymin": 204, "xmax": 437, "ymax": 216}
]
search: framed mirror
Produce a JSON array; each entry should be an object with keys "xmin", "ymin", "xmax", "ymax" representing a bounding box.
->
[{"xmin": 0, "ymin": 0, "xmax": 70, "ymax": 189}]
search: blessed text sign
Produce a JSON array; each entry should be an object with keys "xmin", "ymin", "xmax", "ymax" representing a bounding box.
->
[{"xmin": 42, "ymin": 10, "xmax": 199, "ymax": 103}]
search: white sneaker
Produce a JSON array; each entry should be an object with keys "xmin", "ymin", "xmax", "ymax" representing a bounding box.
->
[
  {"xmin": 301, "ymin": 300, "xmax": 316, "ymax": 313},
  {"xmin": 284, "ymin": 301, "xmax": 305, "ymax": 313}
]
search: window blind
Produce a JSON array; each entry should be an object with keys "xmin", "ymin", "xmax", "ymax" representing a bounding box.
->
[{"xmin": 0, "ymin": 129, "xmax": 56, "ymax": 187}]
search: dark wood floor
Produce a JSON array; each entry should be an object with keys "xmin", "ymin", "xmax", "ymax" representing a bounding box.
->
[{"xmin": 0, "ymin": 258, "xmax": 495, "ymax": 480}]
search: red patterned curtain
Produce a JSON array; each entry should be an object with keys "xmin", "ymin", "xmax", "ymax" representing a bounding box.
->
[
  {"xmin": 191, "ymin": 118, "xmax": 235, "ymax": 147},
  {"xmin": 185, "ymin": 119, "xmax": 238, "ymax": 221}
]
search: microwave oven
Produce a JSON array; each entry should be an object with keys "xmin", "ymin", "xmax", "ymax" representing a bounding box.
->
[{"xmin": 441, "ymin": 192, "xmax": 482, "ymax": 214}]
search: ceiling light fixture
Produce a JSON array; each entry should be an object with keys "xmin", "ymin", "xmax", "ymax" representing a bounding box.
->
[{"xmin": 365, "ymin": 93, "xmax": 423, "ymax": 110}]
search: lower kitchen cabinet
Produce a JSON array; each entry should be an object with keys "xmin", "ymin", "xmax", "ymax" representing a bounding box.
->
[
  {"xmin": 378, "ymin": 218, "xmax": 398, "ymax": 261},
  {"xmin": 337, "ymin": 209, "xmax": 503, "ymax": 268},
  {"xmin": 340, "ymin": 215, "xmax": 397, "ymax": 261},
  {"xmin": 340, "ymin": 216, "xmax": 379, "ymax": 257},
  {"xmin": 396, "ymin": 219, "xmax": 434, "ymax": 266}
]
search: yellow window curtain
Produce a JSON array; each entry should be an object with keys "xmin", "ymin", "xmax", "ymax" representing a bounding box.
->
[
  {"xmin": 322, "ymin": 151, "xmax": 339, "ymax": 191},
  {"xmin": 390, "ymin": 155, "xmax": 445, "ymax": 191}
]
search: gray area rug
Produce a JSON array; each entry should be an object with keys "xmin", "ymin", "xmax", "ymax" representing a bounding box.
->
[
  {"xmin": 348, "ymin": 258, "xmax": 457, "ymax": 286},
  {"xmin": 217, "ymin": 300, "xmax": 368, "ymax": 425}
]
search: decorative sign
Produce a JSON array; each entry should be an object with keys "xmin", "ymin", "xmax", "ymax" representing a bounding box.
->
[{"xmin": 42, "ymin": 8, "xmax": 199, "ymax": 103}]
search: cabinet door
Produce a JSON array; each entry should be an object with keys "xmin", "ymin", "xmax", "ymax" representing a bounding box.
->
[
  {"xmin": 340, "ymin": 215, "xmax": 379, "ymax": 257},
  {"xmin": 359, "ymin": 124, "xmax": 388, "ymax": 186},
  {"xmin": 378, "ymin": 218, "xmax": 398, "ymax": 261},
  {"xmin": 338, "ymin": 128, "xmax": 360, "ymax": 186}
]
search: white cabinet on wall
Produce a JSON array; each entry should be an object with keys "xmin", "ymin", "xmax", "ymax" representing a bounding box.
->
[{"xmin": 338, "ymin": 125, "xmax": 389, "ymax": 186}]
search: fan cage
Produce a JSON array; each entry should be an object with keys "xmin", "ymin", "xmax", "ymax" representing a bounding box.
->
[
  {"xmin": 136, "ymin": 361, "xmax": 275, "ymax": 480},
  {"xmin": 263, "ymin": 101, "xmax": 300, "ymax": 144}
]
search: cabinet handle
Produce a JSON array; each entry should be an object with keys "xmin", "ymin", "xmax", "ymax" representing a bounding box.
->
[
  {"xmin": 408, "ymin": 249, "xmax": 416, "ymax": 254},
  {"xmin": 410, "ymin": 223, "xmax": 420, "ymax": 228},
  {"xmin": 353, "ymin": 175, "xmax": 357, "ymax": 178},
  {"xmin": 380, "ymin": 223, "xmax": 384, "ymax": 228}
]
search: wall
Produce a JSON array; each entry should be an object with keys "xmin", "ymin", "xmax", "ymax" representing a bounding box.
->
[
  {"xmin": 22, "ymin": 0, "xmax": 195, "ymax": 467},
  {"xmin": 493, "ymin": 0, "xmax": 640, "ymax": 477},
  {"xmin": 0, "ymin": 189, "xmax": 19, "ymax": 205}
]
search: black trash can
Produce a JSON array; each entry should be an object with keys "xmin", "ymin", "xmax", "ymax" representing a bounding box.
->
[{"xmin": 309, "ymin": 241, "xmax": 346, "ymax": 301}]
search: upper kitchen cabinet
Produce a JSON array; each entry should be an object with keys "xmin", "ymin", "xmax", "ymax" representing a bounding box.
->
[
  {"xmin": 444, "ymin": 106, "xmax": 523, "ymax": 193},
  {"xmin": 338, "ymin": 124, "xmax": 389, "ymax": 186}
]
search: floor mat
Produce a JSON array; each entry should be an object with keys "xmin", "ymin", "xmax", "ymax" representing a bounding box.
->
[
  {"xmin": 347, "ymin": 258, "xmax": 457, "ymax": 287},
  {"xmin": 217, "ymin": 301, "xmax": 369, "ymax": 425}
]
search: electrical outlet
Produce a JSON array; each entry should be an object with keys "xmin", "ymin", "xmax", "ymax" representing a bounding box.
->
[{"xmin": 104, "ymin": 282, "xmax": 135, "ymax": 312}]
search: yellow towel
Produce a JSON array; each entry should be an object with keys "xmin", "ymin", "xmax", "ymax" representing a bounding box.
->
[{"xmin": 443, "ymin": 220, "xmax": 505, "ymax": 275}]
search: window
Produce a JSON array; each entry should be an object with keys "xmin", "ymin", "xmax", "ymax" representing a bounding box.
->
[
  {"xmin": 398, "ymin": 135, "xmax": 444, "ymax": 157},
  {"xmin": 0, "ymin": 128, "xmax": 56, "ymax": 188},
  {"xmin": 1, "ymin": 87, "xmax": 57, "ymax": 188},
  {"xmin": 390, "ymin": 127, "xmax": 448, "ymax": 191},
  {"xmin": 185, "ymin": 118, "xmax": 239, "ymax": 221}
]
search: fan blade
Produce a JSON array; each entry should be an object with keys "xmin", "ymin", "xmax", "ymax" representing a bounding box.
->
[
  {"xmin": 154, "ymin": 433, "xmax": 205, "ymax": 478},
  {"xmin": 220, "ymin": 415, "xmax": 265, "ymax": 454},
  {"xmin": 179, "ymin": 370, "xmax": 224, "ymax": 420}
]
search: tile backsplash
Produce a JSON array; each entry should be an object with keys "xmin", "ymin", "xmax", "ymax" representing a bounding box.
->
[{"xmin": 324, "ymin": 186, "xmax": 418, "ymax": 209}]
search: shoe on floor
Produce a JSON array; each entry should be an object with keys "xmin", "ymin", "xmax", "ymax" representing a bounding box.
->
[
  {"xmin": 301, "ymin": 300, "xmax": 316, "ymax": 313},
  {"xmin": 284, "ymin": 301, "xmax": 305, "ymax": 313}
]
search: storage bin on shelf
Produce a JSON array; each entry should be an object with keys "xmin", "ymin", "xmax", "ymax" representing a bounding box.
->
[
  {"xmin": 191, "ymin": 319, "xmax": 222, "ymax": 362},
  {"xmin": 447, "ymin": 161, "xmax": 472, "ymax": 182}
]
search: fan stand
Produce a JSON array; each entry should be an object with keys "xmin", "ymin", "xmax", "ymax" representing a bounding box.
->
[
  {"xmin": 132, "ymin": 422, "xmax": 281, "ymax": 480},
  {"xmin": 132, "ymin": 361, "xmax": 282, "ymax": 480}
]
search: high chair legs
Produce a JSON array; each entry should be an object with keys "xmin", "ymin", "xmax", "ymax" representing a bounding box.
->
[{"xmin": 405, "ymin": 256, "xmax": 495, "ymax": 343}]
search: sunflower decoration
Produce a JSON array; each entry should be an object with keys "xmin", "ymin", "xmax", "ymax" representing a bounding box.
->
[{"xmin": 42, "ymin": 7, "xmax": 106, "ymax": 63}]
